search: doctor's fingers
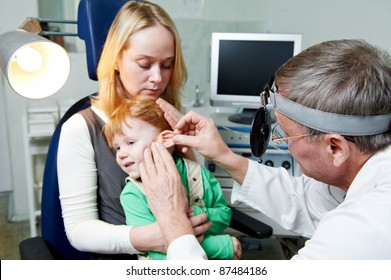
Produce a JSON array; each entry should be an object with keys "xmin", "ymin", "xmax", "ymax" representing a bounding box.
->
[
  {"xmin": 172, "ymin": 134, "xmax": 199, "ymax": 151},
  {"xmin": 175, "ymin": 110, "xmax": 211, "ymax": 134},
  {"xmin": 140, "ymin": 148, "xmax": 169, "ymax": 216},
  {"xmin": 140, "ymin": 145, "xmax": 171, "ymax": 190},
  {"xmin": 140, "ymin": 148, "xmax": 156, "ymax": 188},
  {"xmin": 156, "ymin": 98, "xmax": 182, "ymax": 129},
  {"xmin": 143, "ymin": 147, "xmax": 157, "ymax": 173},
  {"xmin": 157, "ymin": 97, "xmax": 175, "ymax": 113},
  {"xmin": 150, "ymin": 141, "xmax": 177, "ymax": 174},
  {"xmin": 164, "ymin": 109, "xmax": 183, "ymax": 130}
]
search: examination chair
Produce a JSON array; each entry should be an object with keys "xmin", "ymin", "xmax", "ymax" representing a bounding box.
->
[{"xmin": 19, "ymin": 0, "xmax": 272, "ymax": 260}]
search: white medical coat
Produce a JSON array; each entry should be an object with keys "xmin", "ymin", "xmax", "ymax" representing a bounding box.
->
[{"xmin": 231, "ymin": 146, "xmax": 391, "ymax": 259}]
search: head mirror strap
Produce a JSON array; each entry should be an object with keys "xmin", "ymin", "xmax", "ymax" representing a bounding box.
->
[
  {"xmin": 260, "ymin": 91, "xmax": 268, "ymax": 107},
  {"xmin": 269, "ymin": 91, "xmax": 391, "ymax": 136}
]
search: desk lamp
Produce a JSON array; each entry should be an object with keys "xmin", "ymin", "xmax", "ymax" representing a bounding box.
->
[{"xmin": 0, "ymin": 18, "xmax": 76, "ymax": 99}]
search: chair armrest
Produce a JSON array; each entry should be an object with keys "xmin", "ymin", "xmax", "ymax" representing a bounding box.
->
[
  {"xmin": 229, "ymin": 207, "xmax": 273, "ymax": 239},
  {"xmin": 19, "ymin": 236, "xmax": 54, "ymax": 260}
]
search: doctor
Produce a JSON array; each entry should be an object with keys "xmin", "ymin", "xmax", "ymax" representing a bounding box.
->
[{"xmin": 141, "ymin": 39, "xmax": 391, "ymax": 259}]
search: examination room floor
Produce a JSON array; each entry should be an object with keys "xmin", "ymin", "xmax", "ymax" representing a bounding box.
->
[
  {"xmin": 0, "ymin": 193, "xmax": 34, "ymax": 260},
  {"xmin": 0, "ymin": 193, "xmax": 303, "ymax": 260}
]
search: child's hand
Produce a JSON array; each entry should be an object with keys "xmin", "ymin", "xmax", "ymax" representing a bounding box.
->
[{"xmin": 231, "ymin": 236, "xmax": 242, "ymax": 260}]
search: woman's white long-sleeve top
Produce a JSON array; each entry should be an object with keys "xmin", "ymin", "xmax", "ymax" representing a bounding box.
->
[
  {"xmin": 232, "ymin": 146, "xmax": 391, "ymax": 259},
  {"xmin": 57, "ymin": 107, "xmax": 138, "ymax": 255}
]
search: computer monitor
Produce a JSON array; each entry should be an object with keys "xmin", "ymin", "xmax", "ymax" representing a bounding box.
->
[{"xmin": 210, "ymin": 32, "xmax": 302, "ymax": 124}]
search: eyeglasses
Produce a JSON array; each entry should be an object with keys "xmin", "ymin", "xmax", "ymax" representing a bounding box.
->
[{"xmin": 271, "ymin": 123, "xmax": 309, "ymax": 145}]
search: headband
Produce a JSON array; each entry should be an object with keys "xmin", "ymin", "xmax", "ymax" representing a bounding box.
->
[{"xmin": 269, "ymin": 84, "xmax": 391, "ymax": 136}]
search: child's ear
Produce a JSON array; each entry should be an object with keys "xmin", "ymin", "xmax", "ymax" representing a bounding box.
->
[{"xmin": 158, "ymin": 130, "xmax": 175, "ymax": 148}]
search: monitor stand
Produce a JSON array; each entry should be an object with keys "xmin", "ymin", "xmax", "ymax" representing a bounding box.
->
[{"xmin": 228, "ymin": 108, "xmax": 257, "ymax": 125}]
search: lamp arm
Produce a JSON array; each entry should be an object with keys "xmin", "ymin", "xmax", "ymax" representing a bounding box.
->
[{"xmin": 20, "ymin": 17, "xmax": 78, "ymax": 37}]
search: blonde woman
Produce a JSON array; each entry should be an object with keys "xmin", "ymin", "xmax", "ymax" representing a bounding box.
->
[{"xmin": 57, "ymin": 1, "xmax": 208, "ymax": 259}]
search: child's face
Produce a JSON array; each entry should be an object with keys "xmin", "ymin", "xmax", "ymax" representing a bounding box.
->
[{"xmin": 112, "ymin": 117, "xmax": 160, "ymax": 179}]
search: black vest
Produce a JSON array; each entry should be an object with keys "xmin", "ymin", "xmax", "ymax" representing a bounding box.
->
[{"xmin": 80, "ymin": 108, "xmax": 136, "ymax": 260}]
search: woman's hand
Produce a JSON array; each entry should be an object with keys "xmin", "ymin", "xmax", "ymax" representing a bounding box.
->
[{"xmin": 140, "ymin": 141, "xmax": 194, "ymax": 246}]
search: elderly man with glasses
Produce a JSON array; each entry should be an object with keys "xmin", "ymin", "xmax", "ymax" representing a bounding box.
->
[{"xmin": 140, "ymin": 39, "xmax": 391, "ymax": 260}]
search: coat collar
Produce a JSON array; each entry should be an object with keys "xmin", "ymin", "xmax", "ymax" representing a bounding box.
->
[{"xmin": 345, "ymin": 146, "xmax": 391, "ymax": 200}]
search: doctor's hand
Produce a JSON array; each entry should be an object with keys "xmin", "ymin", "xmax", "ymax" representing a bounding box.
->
[
  {"xmin": 172, "ymin": 111, "xmax": 231, "ymax": 163},
  {"xmin": 156, "ymin": 98, "xmax": 183, "ymax": 130},
  {"xmin": 140, "ymin": 142, "xmax": 200, "ymax": 246},
  {"xmin": 157, "ymin": 98, "xmax": 197, "ymax": 161}
]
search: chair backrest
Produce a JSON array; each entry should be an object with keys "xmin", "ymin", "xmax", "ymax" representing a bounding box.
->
[
  {"xmin": 77, "ymin": 0, "xmax": 132, "ymax": 80},
  {"xmin": 40, "ymin": 0, "xmax": 134, "ymax": 259},
  {"xmin": 41, "ymin": 95, "xmax": 92, "ymax": 259}
]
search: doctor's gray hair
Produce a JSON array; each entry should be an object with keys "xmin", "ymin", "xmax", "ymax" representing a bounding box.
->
[{"xmin": 275, "ymin": 39, "xmax": 391, "ymax": 153}]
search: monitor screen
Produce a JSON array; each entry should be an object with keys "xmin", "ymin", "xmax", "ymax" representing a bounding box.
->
[{"xmin": 210, "ymin": 32, "xmax": 302, "ymax": 124}]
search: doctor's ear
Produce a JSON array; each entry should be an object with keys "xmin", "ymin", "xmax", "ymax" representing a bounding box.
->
[
  {"xmin": 325, "ymin": 134, "xmax": 350, "ymax": 167},
  {"xmin": 158, "ymin": 130, "xmax": 175, "ymax": 148}
]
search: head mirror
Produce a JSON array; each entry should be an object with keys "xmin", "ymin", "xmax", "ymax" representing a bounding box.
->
[
  {"xmin": 250, "ymin": 106, "xmax": 271, "ymax": 159},
  {"xmin": 250, "ymin": 77, "xmax": 274, "ymax": 161}
]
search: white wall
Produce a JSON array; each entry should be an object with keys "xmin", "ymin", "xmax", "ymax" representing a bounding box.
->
[
  {"xmin": 0, "ymin": 0, "xmax": 13, "ymax": 192},
  {"xmin": 1, "ymin": 0, "xmax": 391, "ymax": 218},
  {"xmin": 0, "ymin": 77, "xmax": 12, "ymax": 193},
  {"xmin": 0, "ymin": 0, "xmax": 97, "ymax": 219},
  {"xmin": 0, "ymin": 1, "xmax": 39, "ymax": 205}
]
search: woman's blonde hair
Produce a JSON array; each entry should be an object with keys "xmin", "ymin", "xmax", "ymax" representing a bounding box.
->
[
  {"xmin": 92, "ymin": 1, "xmax": 187, "ymax": 117},
  {"xmin": 105, "ymin": 98, "xmax": 171, "ymax": 147}
]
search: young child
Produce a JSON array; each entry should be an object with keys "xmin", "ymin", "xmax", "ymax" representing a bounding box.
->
[{"xmin": 105, "ymin": 99, "xmax": 241, "ymax": 260}]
